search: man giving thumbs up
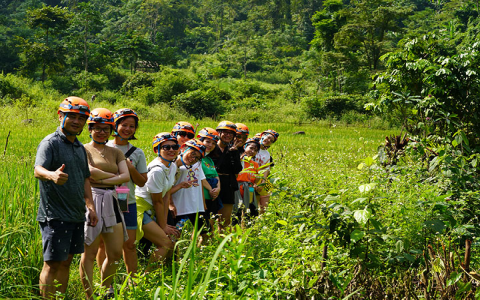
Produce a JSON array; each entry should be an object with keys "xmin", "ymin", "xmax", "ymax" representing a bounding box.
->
[{"xmin": 34, "ymin": 97, "xmax": 98, "ymax": 299}]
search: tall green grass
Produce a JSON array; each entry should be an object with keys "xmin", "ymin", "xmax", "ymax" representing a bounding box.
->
[{"xmin": 0, "ymin": 105, "xmax": 396, "ymax": 298}]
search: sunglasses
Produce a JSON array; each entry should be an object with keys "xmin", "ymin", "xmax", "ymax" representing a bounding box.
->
[
  {"xmin": 92, "ymin": 127, "xmax": 111, "ymax": 133},
  {"xmin": 161, "ymin": 144, "xmax": 180, "ymax": 151},
  {"xmin": 178, "ymin": 131, "xmax": 195, "ymax": 139}
]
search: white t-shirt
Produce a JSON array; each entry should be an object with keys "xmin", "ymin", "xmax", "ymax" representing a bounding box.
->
[
  {"xmin": 106, "ymin": 141, "xmax": 148, "ymax": 204},
  {"xmin": 171, "ymin": 162, "xmax": 206, "ymax": 216},
  {"xmin": 254, "ymin": 149, "xmax": 271, "ymax": 170},
  {"xmin": 135, "ymin": 158, "xmax": 177, "ymax": 206}
]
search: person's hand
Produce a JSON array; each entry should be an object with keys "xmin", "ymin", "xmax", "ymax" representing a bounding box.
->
[
  {"xmin": 177, "ymin": 180, "xmax": 193, "ymax": 189},
  {"xmin": 209, "ymin": 188, "xmax": 219, "ymax": 199},
  {"xmin": 87, "ymin": 208, "xmax": 98, "ymax": 227},
  {"xmin": 164, "ymin": 225, "xmax": 180, "ymax": 237},
  {"xmin": 51, "ymin": 164, "xmax": 68, "ymax": 185},
  {"xmin": 125, "ymin": 159, "xmax": 134, "ymax": 169}
]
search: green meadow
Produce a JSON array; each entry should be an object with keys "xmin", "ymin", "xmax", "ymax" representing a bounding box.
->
[{"xmin": 2, "ymin": 105, "xmax": 474, "ymax": 299}]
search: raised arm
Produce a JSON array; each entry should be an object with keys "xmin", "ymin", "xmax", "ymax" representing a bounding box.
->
[{"xmin": 34, "ymin": 165, "xmax": 68, "ymax": 185}]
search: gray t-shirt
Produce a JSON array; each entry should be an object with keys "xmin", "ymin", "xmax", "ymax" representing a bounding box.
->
[
  {"xmin": 35, "ymin": 127, "xmax": 91, "ymax": 223},
  {"xmin": 106, "ymin": 141, "xmax": 148, "ymax": 204}
]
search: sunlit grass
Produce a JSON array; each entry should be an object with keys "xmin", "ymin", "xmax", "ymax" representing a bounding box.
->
[{"xmin": 0, "ymin": 106, "xmax": 396, "ymax": 298}]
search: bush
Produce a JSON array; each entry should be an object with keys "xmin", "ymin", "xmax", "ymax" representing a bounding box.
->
[
  {"xmin": 172, "ymin": 86, "xmax": 230, "ymax": 119},
  {"xmin": 0, "ymin": 75, "xmax": 20, "ymax": 103},
  {"xmin": 303, "ymin": 94, "xmax": 368, "ymax": 119},
  {"xmin": 121, "ymin": 72, "xmax": 154, "ymax": 95},
  {"xmin": 73, "ymin": 71, "xmax": 109, "ymax": 92},
  {"xmin": 149, "ymin": 72, "xmax": 196, "ymax": 105}
]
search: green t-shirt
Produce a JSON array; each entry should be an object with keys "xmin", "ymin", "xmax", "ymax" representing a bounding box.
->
[{"xmin": 201, "ymin": 156, "xmax": 218, "ymax": 200}]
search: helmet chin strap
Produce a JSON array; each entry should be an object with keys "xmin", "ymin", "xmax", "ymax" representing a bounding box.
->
[
  {"xmin": 157, "ymin": 145, "xmax": 175, "ymax": 167},
  {"xmin": 180, "ymin": 153, "xmax": 193, "ymax": 170},
  {"xmin": 89, "ymin": 134, "xmax": 107, "ymax": 145}
]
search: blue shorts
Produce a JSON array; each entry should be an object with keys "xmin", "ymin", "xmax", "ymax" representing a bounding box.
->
[
  {"xmin": 142, "ymin": 211, "xmax": 155, "ymax": 225},
  {"xmin": 123, "ymin": 203, "xmax": 138, "ymax": 230},
  {"xmin": 39, "ymin": 220, "xmax": 84, "ymax": 262}
]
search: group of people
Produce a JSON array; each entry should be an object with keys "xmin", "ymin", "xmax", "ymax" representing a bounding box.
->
[{"xmin": 34, "ymin": 96, "xmax": 279, "ymax": 299}]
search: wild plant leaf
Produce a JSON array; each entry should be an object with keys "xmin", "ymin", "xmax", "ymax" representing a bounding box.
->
[
  {"xmin": 446, "ymin": 271, "xmax": 461, "ymax": 287},
  {"xmin": 424, "ymin": 219, "xmax": 446, "ymax": 233},
  {"xmin": 351, "ymin": 198, "xmax": 367, "ymax": 204},
  {"xmin": 354, "ymin": 209, "xmax": 371, "ymax": 225},
  {"xmin": 276, "ymin": 220, "xmax": 288, "ymax": 226},
  {"xmin": 350, "ymin": 230, "xmax": 365, "ymax": 243},
  {"xmin": 358, "ymin": 183, "xmax": 376, "ymax": 193}
]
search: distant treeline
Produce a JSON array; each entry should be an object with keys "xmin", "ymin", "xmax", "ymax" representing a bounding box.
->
[{"xmin": 1, "ymin": 0, "xmax": 479, "ymax": 124}]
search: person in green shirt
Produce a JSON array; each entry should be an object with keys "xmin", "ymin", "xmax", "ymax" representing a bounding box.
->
[{"xmin": 197, "ymin": 127, "xmax": 221, "ymax": 230}]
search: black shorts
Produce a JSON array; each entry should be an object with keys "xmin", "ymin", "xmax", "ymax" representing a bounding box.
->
[
  {"xmin": 39, "ymin": 220, "xmax": 85, "ymax": 262},
  {"xmin": 176, "ymin": 212, "xmax": 211, "ymax": 234},
  {"xmin": 205, "ymin": 197, "xmax": 221, "ymax": 217},
  {"xmin": 218, "ymin": 175, "xmax": 236, "ymax": 205}
]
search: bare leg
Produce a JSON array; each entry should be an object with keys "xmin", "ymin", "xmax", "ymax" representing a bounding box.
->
[
  {"xmin": 39, "ymin": 260, "xmax": 61, "ymax": 299},
  {"xmin": 100, "ymin": 223, "xmax": 124, "ymax": 289},
  {"xmin": 123, "ymin": 229, "xmax": 138, "ymax": 278},
  {"xmin": 56, "ymin": 254, "xmax": 74, "ymax": 294},
  {"xmin": 96, "ymin": 237, "xmax": 106, "ymax": 270},
  {"xmin": 142, "ymin": 222, "xmax": 174, "ymax": 272},
  {"xmin": 218, "ymin": 204, "xmax": 234, "ymax": 230},
  {"xmin": 259, "ymin": 195, "xmax": 270, "ymax": 214},
  {"xmin": 80, "ymin": 237, "xmax": 101, "ymax": 299}
]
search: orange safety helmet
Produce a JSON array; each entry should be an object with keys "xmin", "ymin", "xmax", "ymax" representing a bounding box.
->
[
  {"xmin": 261, "ymin": 129, "xmax": 279, "ymax": 142},
  {"xmin": 58, "ymin": 97, "xmax": 90, "ymax": 116},
  {"xmin": 152, "ymin": 132, "xmax": 178, "ymax": 153},
  {"xmin": 172, "ymin": 121, "xmax": 195, "ymax": 135},
  {"xmin": 182, "ymin": 139, "xmax": 206, "ymax": 158},
  {"xmin": 113, "ymin": 108, "xmax": 138, "ymax": 124},
  {"xmin": 216, "ymin": 121, "xmax": 237, "ymax": 133},
  {"xmin": 235, "ymin": 123, "xmax": 249, "ymax": 135},
  {"xmin": 87, "ymin": 108, "xmax": 115, "ymax": 126},
  {"xmin": 197, "ymin": 127, "xmax": 220, "ymax": 141}
]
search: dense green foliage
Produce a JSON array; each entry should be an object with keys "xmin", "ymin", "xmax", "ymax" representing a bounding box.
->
[{"xmin": 1, "ymin": 0, "xmax": 476, "ymax": 122}]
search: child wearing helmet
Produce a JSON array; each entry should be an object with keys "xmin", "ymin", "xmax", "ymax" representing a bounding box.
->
[
  {"xmin": 34, "ymin": 97, "xmax": 98, "ymax": 298},
  {"xmin": 210, "ymin": 121, "xmax": 243, "ymax": 230},
  {"xmin": 170, "ymin": 139, "xmax": 211, "ymax": 242},
  {"xmin": 80, "ymin": 108, "xmax": 130, "ymax": 299},
  {"xmin": 197, "ymin": 128, "xmax": 221, "ymax": 227},
  {"xmin": 171, "ymin": 121, "xmax": 195, "ymax": 146},
  {"xmin": 95, "ymin": 108, "xmax": 147, "ymax": 278},
  {"xmin": 236, "ymin": 138, "xmax": 263, "ymax": 225},
  {"xmin": 254, "ymin": 129, "xmax": 279, "ymax": 214},
  {"xmin": 235, "ymin": 123, "xmax": 249, "ymax": 154}
]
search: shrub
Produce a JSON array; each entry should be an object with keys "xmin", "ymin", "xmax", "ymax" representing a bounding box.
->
[
  {"xmin": 73, "ymin": 71, "xmax": 109, "ymax": 92},
  {"xmin": 149, "ymin": 72, "xmax": 196, "ymax": 105},
  {"xmin": 121, "ymin": 72, "xmax": 154, "ymax": 95},
  {"xmin": 172, "ymin": 86, "xmax": 230, "ymax": 119},
  {"xmin": 303, "ymin": 94, "xmax": 368, "ymax": 119}
]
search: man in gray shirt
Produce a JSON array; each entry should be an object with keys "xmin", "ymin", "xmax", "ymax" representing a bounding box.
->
[{"xmin": 34, "ymin": 97, "xmax": 98, "ymax": 299}]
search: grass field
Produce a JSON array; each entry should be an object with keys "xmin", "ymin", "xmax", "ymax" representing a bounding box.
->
[{"xmin": 3, "ymin": 105, "xmax": 445, "ymax": 299}]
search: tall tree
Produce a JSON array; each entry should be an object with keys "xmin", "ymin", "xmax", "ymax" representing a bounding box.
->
[{"xmin": 22, "ymin": 5, "xmax": 70, "ymax": 83}]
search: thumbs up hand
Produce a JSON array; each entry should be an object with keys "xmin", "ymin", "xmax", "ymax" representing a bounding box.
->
[{"xmin": 52, "ymin": 164, "xmax": 69, "ymax": 185}]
